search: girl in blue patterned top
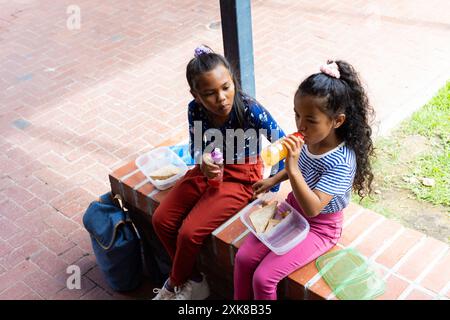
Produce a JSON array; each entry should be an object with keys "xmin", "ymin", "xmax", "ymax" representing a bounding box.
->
[
  {"xmin": 188, "ymin": 94, "xmax": 285, "ymax": 166},
  {"xmin": 152, "ymin": 45, "xmax": 285, "ymax": 300},
  {"xmin": 234, "ymin": 60, "xmax": 375, "ymax": 300}
]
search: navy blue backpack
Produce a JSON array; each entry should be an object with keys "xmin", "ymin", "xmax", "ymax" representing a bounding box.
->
[{"xmin": 83, "ymin": 192, "xmax": 143, "ymax": 291}]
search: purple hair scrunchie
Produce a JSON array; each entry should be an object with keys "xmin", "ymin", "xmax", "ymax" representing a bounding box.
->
[{"xmin": 194, "ymin": 45, "xmax": 214, "ymax": 58}]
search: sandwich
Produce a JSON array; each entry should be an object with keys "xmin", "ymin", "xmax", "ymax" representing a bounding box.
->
[
  {"xmin": 249, "ymin": 201, "xmax": 278, "ymax": 234},
  {"xmin": 279, "ymin": 209, "xmax": 292, "ymax": 219},
  {"xmin": 148, "ymin": 164, "xmax": 181, "ymax": 180},
  {"xmin": 264, "ymin": 218, "xmax": 281, "ymax": 234}
]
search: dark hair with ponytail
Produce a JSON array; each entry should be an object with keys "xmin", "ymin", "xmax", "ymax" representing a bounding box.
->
[
  {"xmin": 296, "ymin": 60, "xmax": 375, "ymax": 198},
  {"xmin": 186, "ymin": 45, "xmax": 246, "ymax": 128}
]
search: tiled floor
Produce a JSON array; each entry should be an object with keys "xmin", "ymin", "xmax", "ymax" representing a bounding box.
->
[{"xmin": 0, "ymin": 0, "xmax": 449, "ymax": 299}]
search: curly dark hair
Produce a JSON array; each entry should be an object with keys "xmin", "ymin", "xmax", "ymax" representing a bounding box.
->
[{"xmin": 296, "ymin": 60, "xmax": 375, "ymax": 198}]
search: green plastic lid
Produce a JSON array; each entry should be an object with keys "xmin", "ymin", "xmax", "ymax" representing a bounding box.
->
[{"xmin": 316, "ymin": 248, "xmax": 385, "ymax": 300}]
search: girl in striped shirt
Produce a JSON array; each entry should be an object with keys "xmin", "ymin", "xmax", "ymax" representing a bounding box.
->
[{"xmin": 234, "ymin": 60, "xmax": 375, "ymax": 300}]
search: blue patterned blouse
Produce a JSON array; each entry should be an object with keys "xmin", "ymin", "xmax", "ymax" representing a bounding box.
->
[{"xmin": 188, "ymin": 93, "xmax": 286, "ymax": 184}]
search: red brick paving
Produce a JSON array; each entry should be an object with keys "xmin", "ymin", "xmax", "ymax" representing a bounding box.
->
[
  {"xmin": 375, "ymin": 274, "xmax": 409, "ymax": 300},
  {"xmin": 375, "ymin": 228, "xmax": 424, "ymax": 269},
  {"xmin": 396, "ymin": 237, "xmax": 448, "ymax": 282},
  {"xmin": 420, "ymin": 251, "xmax": 450, "ymax": 294},
  {"xmin": 404, "ymin": 288, "xmax": 435, "ymax": 300},
  {"xmin": 1, "ymin": 0, "xmax": 449, "ymax": 299}
]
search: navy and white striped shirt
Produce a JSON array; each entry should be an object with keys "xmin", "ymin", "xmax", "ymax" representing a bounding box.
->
[{"xmin": 298, "ymin": 142, "xmax": 356, "ymax": 214}]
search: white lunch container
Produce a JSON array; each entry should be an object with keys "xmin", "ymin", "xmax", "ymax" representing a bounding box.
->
[
  {"xmin": 136, "ymin": 146, "xmax": 189, "ymax": 190},
  {"xmin": 239, "ymin": 197, "xmax": 310, "ymax": 255}
]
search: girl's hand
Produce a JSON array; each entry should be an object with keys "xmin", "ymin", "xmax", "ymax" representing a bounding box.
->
[
  {"xmin": 252, "ymin": 177, "xmax": 275, "ymax": 199},
  {"xmin": 283, "ymin": 134, "xmax": 304, "ymax": 175},
  {"xmin": 201, "ymin": 153, "xmax": 222, "ymax": 179}
]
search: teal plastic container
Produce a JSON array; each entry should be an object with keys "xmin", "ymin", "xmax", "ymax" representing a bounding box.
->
[{"xmin": 316, "ymin": 248, "xmax": 385, "ymax": 300}]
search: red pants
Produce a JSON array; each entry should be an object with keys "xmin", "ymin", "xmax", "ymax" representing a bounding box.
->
[{"xmin": 152, "ymin": 160, "xmax": 263, "ymax": 286}]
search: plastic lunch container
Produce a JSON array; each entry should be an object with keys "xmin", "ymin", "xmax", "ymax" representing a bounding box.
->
[
  {"xmin": 315, "ymin": 248, "xmax": 385, "ymax": 300},
  {"xmin": 135, "ymin": 146, "xmax": 189, "ymax": 190},
  {"xmin": 239, "ymin": 197, "xmax": 310, "ymax": 255}
]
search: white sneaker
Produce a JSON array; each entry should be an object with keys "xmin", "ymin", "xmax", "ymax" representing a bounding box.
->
[
  {"xmin": 174, "ymin": 275, "xmax": 210, "ymax": 300},
  {"xmin": 152, "ymin": 280, "xmax": 178, "ymax": 300}
]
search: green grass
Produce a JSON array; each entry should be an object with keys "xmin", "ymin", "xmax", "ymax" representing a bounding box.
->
[
  {"xmin": 406, "ymin": 149, "xmax": 450, "ymax": 207},
  {"xmin": 354, "ymin": 81, "xmax": 450, "ymax": 209},
  {"xmin": 399, "ymin": 81, "xmax": 450, "ymax": 207},
  {"xmin": 400, "ymin": 81, "xmax": 450, "ymax": 140}
]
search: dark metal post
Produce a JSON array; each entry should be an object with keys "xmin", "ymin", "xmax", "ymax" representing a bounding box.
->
[{"xmin": 220, "ymin": 0, "xmax": 256, "ymax": 98}]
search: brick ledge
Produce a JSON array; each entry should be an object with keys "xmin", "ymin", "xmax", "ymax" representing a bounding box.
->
[{"xmin": 108, "ymin": 139, "xmax": 450, "ymax": 300}]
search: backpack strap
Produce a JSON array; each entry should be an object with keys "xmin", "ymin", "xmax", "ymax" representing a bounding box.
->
[
  {"xmin": 93, "ymin": 193, "xmax": 141, "ymax": 250},
  {"xmin": 113, "ymin": 194, "xmax": 128, "ymax": 212},
  {"xmin": 112, "ymin": 193, "xmax": 141, "ymax": 240},
  {"xmin": 94, "ymin": 220, "xmax": 127, "ymax": 250}
]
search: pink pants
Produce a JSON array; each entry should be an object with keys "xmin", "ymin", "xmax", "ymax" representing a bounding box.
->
[{"xmin": 234, "ymin": 191, "xmax": 344, "ymax": 300}]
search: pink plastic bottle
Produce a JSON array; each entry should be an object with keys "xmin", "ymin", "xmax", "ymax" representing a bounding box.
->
[{"xmin": 208, "ymin": 148, "xmax": 224, "ymax": 187}]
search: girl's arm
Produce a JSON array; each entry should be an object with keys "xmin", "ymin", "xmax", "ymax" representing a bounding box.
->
[
  {"xmin": 283, "ymin": 135, "xmax": 333, "ymax": 217},
  {"xmin": 252, "ymin": 168, "xmax": 289, "ymax": 197},
  {"xmin": 269, "ymin": 168, "xmax": 289, "ymax": 185},
  {"xmin": 287, "ymin": 168, "xmax": 333, "ymax": 218}
]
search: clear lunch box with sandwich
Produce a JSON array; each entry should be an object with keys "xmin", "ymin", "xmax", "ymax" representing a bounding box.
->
[
  {"xmin": 136, "ymin": 146, "xmax": 189, "ymax": 190},
  {"xmin": 239, "ymin": 194, "xmax": 310, "ymax": 255}
]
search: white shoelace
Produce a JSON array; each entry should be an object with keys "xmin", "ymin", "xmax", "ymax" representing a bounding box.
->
[
  {"xmin": 152, "ymin": 286, "xmax": 177, "ymax": 300},
  {"xmin": 152, "ymin": 288, "xmax": 161, "ymax": 294}
]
